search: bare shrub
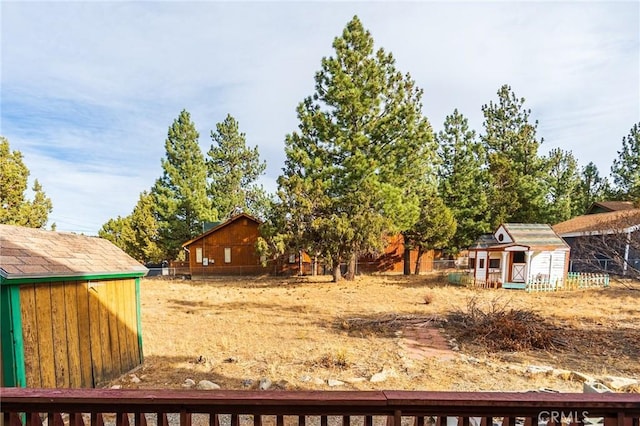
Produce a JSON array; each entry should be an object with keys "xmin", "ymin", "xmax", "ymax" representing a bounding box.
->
[{"xmin": 447, "ymin": 296, "xmax": 567, "ymax": 351}]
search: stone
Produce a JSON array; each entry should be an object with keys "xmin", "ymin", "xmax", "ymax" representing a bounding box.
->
[
  {"xmin": 327, "ymin": 379, "xmax": 345, "ymax": 387},
  {"xmin": 130, "ymin": 374, "xmax": 141, "ymax": 383},
  {"xmin": 370, "ymin": 372, "xmax": 387, "ymax": 383},
  {"xmin": 182, "ymin": 379, "xmax": 196, "ymax": 388},
  {"xmin": 110, "ymin": 385, "xmax": 122, "ymax": 389},
  {"xmin": 525, "ymin": 365, "xmax": 554, "ymax": 375},
  {"xmin": 258, "ymin": 378, "xmax": 272, "ymax": 390},
  {"xmin": 313, "ymin": 377, "xmax": 325, "ymax": 386},
  {"xmin": 601, "ymin": 376, "xmax": 639, "ymax": 391},
  {"xmin": 299, "ymin": 375, "xmax": 312, "ymax": 382},
  {"xmin": 196, "ymin": 380, "xmax": 221, "ymax": 390}
]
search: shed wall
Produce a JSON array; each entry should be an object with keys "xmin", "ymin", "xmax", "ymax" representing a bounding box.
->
[
  {"xmin": 17, "ymin": 278, "xmax": 141, "ymax": 388},
  {"xmin": 529, "ymin": 250, "xmax": 568, "ymax": 283}
]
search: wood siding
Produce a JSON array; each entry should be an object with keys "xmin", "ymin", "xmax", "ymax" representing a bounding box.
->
[
  {"xmin": 358, "ymin": 235, "xmax": 434, "ymax": 274},
  {"xmin": 18, "ymin": 279, "xmax": 141, "ymax": 388},
  {"xmin": 187, "ymin": 217, "xmax": 268, "ymax": 276}
]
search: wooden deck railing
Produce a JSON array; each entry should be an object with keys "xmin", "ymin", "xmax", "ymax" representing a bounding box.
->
[{"xmin": 1, "ymin": 388, "xmax": 639, "ymax": 426}]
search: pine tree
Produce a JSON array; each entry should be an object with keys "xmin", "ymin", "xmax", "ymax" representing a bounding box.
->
[
  {"xmin": 481, "ymin": 85, "xmax": 548, "ymax": 226},
  {"xmin": 578, "ymin": 162, "xmax": 607, "ymax": 213},
  {"xmin": 0, "ymin": 137, "xmax": 52, "ymax": 228},
  {"xmin": 436, "ymin": 109, "xmax": 490, "ymax": 252},
  {"xmin": 545, "ymin": 148, "xmax": 582, "ymax": 223},
  {"xmin": 610, "ymin": 122, "xmax": 640, "ymax": 203},
  {"xmin": 207, "ymin": 114, "xmax": 269, "ymax": 220},
  {"xmin": 276, "ymin": 16, "xmax": 436, "ymax": 282},
  {"xmin": 152, "ymin": 110, "xmax": 214, "ymax": 260}
]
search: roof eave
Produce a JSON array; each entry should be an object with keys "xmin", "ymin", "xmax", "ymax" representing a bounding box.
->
[{"xmin": 0, "ymin": 270, "xmax": 148, "ymax": 285}]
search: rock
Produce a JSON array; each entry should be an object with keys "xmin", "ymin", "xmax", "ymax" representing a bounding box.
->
[
  {"xmin": 570, "ymin": 371, "xmax": 595, "ymax": 383},
  {"xmin": 525, "ymin": 365, "xmax": 554, "ymax": 375},
  {"xmin": 196, "ymin": 380, "xmax": 221, "ymax": 390},
  {"xmin": 343, "ymin": 377, "xmax": 366, "ymax": 384},
  {"xmin": 299, "ymin": 375, "xmax": 312, "ymax": 383},
  {"xmin": 601, "ymin": 376, "xmax": 639, "ymax": 391},
  {"xmin": 182, "ymin": 379, "xmax": 196, "ymax": 388},
  {"xmin": 327, "ymin": 379, "xmax": 345, "ymax": 387},
  {"xmin": 258, "ymin": 378, "xmax": 272, "ymax": 390},
  {"xmin": 312, "ymin": 377, "xmax": 325, "ymax": 386},
  {"xmin": 130, "ymin": 374, "xmax": 141, "ymax": 384},
  {"xmin": 370, "ymin": 372, "xmax": 387, "ymax": 383},
  {"xmin": 110, "ymin": 385, "xmax": 122, "ymax": 389},
  {"xmin": 241, "ymin": 379, "xmax": 254, "ymax": 388}
]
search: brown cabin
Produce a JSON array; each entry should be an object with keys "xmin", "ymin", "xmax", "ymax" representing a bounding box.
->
[{"xmin": 182, "ymin": 213, "xmax": 269, "ymax": 277}]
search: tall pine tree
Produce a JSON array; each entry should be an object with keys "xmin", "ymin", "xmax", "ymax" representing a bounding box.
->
[
  {"xmin": 610, "ymin": 122, "xmax": 640, "ymax": 203},
  {"xmin": 436, "ymin": 109, "xmax": 490, "ymax": 251},
  {"xmin": 0, "ymin": 137, "xmax": 52, "ymax": 228},
  {"xmin": 207, "ymin": 114, "xmax": 269, "ymax": 220},
  {"xmin": 578, "ymin": 162, "xmax": 607, "ymax": 213},
  {"xmin": 481, "ymin": 85, "xmax": 548, "ymax": 226},
  {"xmin": 545, "ymin": 148, "xmax": 582, "ymax": 223},
  {"xmin": 153, "ymin": 110, "xmax": 214, "ymax": 260},
  {"xmin": 276, "ymin": 16, "xmax": 436, "ymax": 282}
]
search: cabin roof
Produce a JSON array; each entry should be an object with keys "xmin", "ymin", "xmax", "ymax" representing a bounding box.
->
[
  {"xmin": 182, "ymin": 213, "xmax": 262, "ymax": 247},
  {"xmin": 553, "ymin": 209, "xmax": 640, "ymax": 236},
  {"xmin": 470, "ymin": 223, "xmax": 568, "ymax": 251},
  {"xmin": 587, "ymin": 201, "xmax": 636, "ymax": 214},
  {"xmin": 0, "ymin": 224, "xmax": 147, "ymax": 280}
]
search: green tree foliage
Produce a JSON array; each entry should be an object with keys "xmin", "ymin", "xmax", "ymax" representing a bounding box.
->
[
  {"xmin": 152, "ymin": 110, "xmax": 214, "ymax": 260},
  {"xmin": 0, "ymin": 137, "xmax": 52, "ymax": 228},
  {"xmin": 436, "ymin": 109, "xmax": 490, "ymax": 252},
  {"xmin": 545, "ymin": 148, "xmax": 582, "ymax": 223},
  {"xmin": 577, "ymin": 162, "xmax": 608, "ymax": 213},
  {"xmin": 99, "ymin": 216, "xmax": 130, "ymax": 251},
  {"xmin": 207, "ymin": 114, "xmax": 269, "ymax": 220},
  {"xmin": 610, "ymin": 122, "xmax": 640, "ymax": 203},
  {"xmin": 481, "ymin": 85, "xmax": 548, "ymax": 226},
  {"xmin": 403, "ymin": 191, "xmax": 456, "ymax": 274},
  {"xmin": 275, "ymin": 16, "xmax": 436, "ymax": 282}
]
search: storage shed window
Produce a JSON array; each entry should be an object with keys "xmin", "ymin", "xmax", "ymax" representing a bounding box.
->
[
  {"xmin": 468, "ymin": 258, "xmax": 475, "ymax": 269},
  {"xmin": 196, "ymin": 247, "xmax": 203, "ymax": 263},
  {"xmin": 224, "ymin": 247, "xmax": 231, "ymax": 263},
  {"xmin": 479, "ymin": 259, "xmax": 485, "ymax": 268},
  {"xmin": 489, "ymin": 258, "xmax": 500, "ymax": 269}
]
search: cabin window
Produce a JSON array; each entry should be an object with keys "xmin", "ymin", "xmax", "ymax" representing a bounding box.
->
[
  {"xmin": 489, "ymin": 258, "xmax": 500, "ymax": 269},
  {"xmin": 479, "ymin": 259, "xmax": 485, "ymax": 268},
  {"xmin": 196, "ymin": 247, "xmax": 203, "ymax": 263},
  {"xmin": 289, "ymin": 254, "xmax": 296, "ymax": 264},
  {"xmin": 468, "ymin": 258, "xmax": 475, "ymax": 269},
  {"xmin": 513, "ymin": 251, "xmax": 525, "ymax": 263},
  {"xmin": 224, "ymin": 248, "xmax": 231, "ymax": 263}
]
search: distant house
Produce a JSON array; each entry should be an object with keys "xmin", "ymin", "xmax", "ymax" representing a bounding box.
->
[
  {"xmin": 182, "ymin": 213, "xmax": 270, "ymax": 278},
  {"xmin": 586, "ymin": 201, "xmax": 636, "ymax": 215},
  {"xmin": 553, "ymin": 209, "xmax": 640, "ymax": 276},
  {"xmin": 0, "ymin": 224, "xmax": 147, "ymax": 388},
  {"xmin": 357, "ymin": 234, "xmax": 435, "ymax": 274},
  {"xmin": 468, "ymin": 224, "xmax": 570, "ymax": 289}
]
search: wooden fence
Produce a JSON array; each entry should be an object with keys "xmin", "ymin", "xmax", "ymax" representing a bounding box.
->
[
  {"xmin": 1, "ymin": 388, "xmax": 639, "ymax": 426},
  {"xmin": 526, "ymin": 273, "xmax": 610, "ymax": 293}
]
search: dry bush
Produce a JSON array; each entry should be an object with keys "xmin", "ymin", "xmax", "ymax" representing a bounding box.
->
[
  {"xmin": 423, "ymin": 292, "xmax": 434, "ymax": 305},
  {"xmin": 447, "ymin": 296, "xmax": 567, "ymax": 351},
  {"xmin": 314, "ymin": 349, "xmax": 350, "ymax": 369}
]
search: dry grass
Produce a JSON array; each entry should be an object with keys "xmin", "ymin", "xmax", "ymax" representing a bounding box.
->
[{"xmin": 115, "ymin": 274, "xmax": 640, "ymax": 392}]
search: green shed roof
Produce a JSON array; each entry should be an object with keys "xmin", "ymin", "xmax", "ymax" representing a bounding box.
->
[{"xmin": 0, "ymin": 224, "xmax": 147, "ymax": 281}]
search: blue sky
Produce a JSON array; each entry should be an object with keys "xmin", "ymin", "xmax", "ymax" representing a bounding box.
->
[{"xmin": 1, "ymin": 1, "xmax": 638, "ymax": 235}]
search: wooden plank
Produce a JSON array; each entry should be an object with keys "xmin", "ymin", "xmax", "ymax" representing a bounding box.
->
[
  {"xmin": 96, "ymin": 281, "xmax": 113, "ymax": 381},
  {"xmin": 88, "ymin": 282, "xmax": 105, "ymax": 385},
  {"xmin": 20, "ymin": 285, "xmax": 41, "ymax": 387},
  {"xmin": 34, "ymin": 284, "xmax": 56, "ymax": 388},
  {"xmin": 64, "ymin": 283, "xmax": 82, "ymax": 388},
  {"xmin": 107, "ymin": 280, "xmax": 123, "ymax": 376},
  {"xmin": 129, "ymin": 279, "xmax": 142, "ymax": 363},
  {"xmin": 50, "ymin": 283, "xmax": 70, "ymax": 388},
  {"xmin": 77, "ymin": 282, "xmax": 93, "ymax": 387},
  {"xmin": 117, "ymin": 280, "xmax": 133, "ymax": 371}
]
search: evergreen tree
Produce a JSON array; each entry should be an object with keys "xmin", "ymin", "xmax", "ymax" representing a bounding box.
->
[
  {"xmin": 610, "ymin": 122, "xmax": 640, "ymax": 203},
  {"xmin": 578, "ymin": 162, "xmax": 607, "ymax": 212},
  {"xmin": 0, "ymin": 137, "xmax": 52, "ymax": 228},
  {"xmin": 152, "ymin": 110, "xmax": 214, "ymax": 260},
  {"xmin": 125, "ymin": 191, "xmax": 163, "ymax": 262},
  {"xmin": 276, "ymin": 16, "xmax": 436, "ymax": 282},
  {"xmin": 98, "ymin": 216, "xmax": 131, "ymax": 251},
  {"xmin": 403, "ymin": 191, "xmax": 456, "ymax": 274},
  {"xmin": 436, "ymin": 109, "xmax": 490, "ymax": 252},
  {"xmin": 481, "ymin": 85, "xmax": 548, "ymax": 226},
  {"xmin": 207, "ymin": 114, "xmax": 269, "ymax": 220},
  {"xmin": 545, "ymin": 148, "xmax": 582, "ymax": 223}
]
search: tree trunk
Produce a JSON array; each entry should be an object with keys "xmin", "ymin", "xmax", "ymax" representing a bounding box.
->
[
  {"xmin": 332, "ymin": 256, "xmax": 342, "ymax": 282},
  {"xmin": 414, "ymin": 247, "xmax": 424, "ymax": 275},
  {"xmin": 403, "ymin": 245, "xmax": 411, "ymax": 275},
  {"xmin": 345, "ymin": 254, "xmax": 356, "ymax": 280},
  {"xmin": 312, "ymin": 255, "xmax": 318, "ymax": 276}
]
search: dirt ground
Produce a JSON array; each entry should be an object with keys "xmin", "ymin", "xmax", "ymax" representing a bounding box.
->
[{"xmin": 112, "ymin": 274, "xmax": 640, "ymax": 392}]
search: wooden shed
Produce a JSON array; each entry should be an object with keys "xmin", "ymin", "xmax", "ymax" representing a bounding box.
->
[
  {"xmin": 0, "ymin": 224, "xmax": 147, "ymax": 388},
  {"xmin": 182, "ymin": 213, "xmax": 269, "ymax": 277}
]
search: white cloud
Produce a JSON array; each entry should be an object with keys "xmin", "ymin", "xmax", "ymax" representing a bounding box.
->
[{"xmin": 2, "ymin": 1, "xmax": 638, "ymax": 234}]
